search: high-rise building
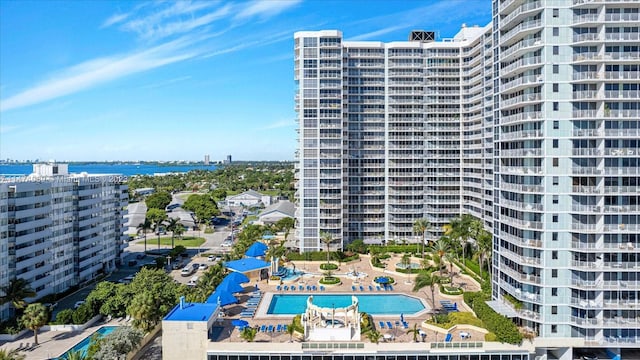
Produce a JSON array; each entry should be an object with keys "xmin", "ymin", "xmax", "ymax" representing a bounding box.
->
[
  {"xmin": 295, "ymin": 0, "xmax": 640, "ymax": 345},
  {"xmin": 205, "ymin": 155, "xmax": 210, "ymax": 165},
  {"xmin": 0, "ymin": 164, "xmax": 128, "ymax": 320}
]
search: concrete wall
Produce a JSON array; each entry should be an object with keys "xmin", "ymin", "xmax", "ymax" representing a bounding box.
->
[{"xmin": 162, "ymin": 320, "xmax": 209, "ymax": 360}]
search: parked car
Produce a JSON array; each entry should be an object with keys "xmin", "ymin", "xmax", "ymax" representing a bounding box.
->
[
  {"xmin": 198, "ymin": 263, "xmax": 208, "ymax": 271},
  {"xmin": 172, "ymin": 261, "xmax": 183, "ymax": 270},
  {"xmin": 127, "ymin": 260, "xmax": 138, "ymax": 267},
  {"xmin": 207, "ymin": 255, "xmax": 221, "ymax": 262},
  {"xmin": 181, "ymin": 266, "xmax": 195, "ymax": 277},
  {"xmin": 187, "ymin": 276, "xmax": 199, "ymax": 287},
  {"xmin": 74, "ymin": 301, "xmax": 85, "ymax": 309},
  {"xmin": 191, "ymin": 263, "xmax": 200, "ymax": 270},
  {"xmin": 180, "ymin": 252, "xmax": 189, "ymax": 258}
]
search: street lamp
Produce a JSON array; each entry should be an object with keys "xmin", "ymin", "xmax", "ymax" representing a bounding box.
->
[{"xmin": 167, "ymin": 255, "xmax": 172, "ymax": 271}]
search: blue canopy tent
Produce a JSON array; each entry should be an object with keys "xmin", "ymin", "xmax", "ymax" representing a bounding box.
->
[
  {"xmin": 225, "ymin": 271, "xmax": 250, "ymax": 285},
  {"xmin": 244, "ymin": 242, "xmax": 268, "ymax": 258},
  {"xmin": 206, "ymin": 289, "xmax": 238, "ymax": 306}
]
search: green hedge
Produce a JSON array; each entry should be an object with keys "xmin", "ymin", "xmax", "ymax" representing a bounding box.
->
[
  {"xmin": 320, "ymin": 263, "xmax": 338, "ymax": 270},
  {"xmin": 319, "ymin": 277, "xmax": 341, "ymax": 285},
  {"xmin": 464, "ymin": 292, "xmax": 522, "ymax": 344},
  {"xmin": 440, "ymin": 285, "xmax": 464, "ymax": 295}
]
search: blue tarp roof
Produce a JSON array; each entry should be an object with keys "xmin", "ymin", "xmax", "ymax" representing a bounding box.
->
[
  {"xmin": 206, "ymin": 289, "xmax": 238, "ymax": 306},
  {"xmin": 163, "ymin": 302, "xmax": 218, "ymax": 321},
  {"xmin": 224, "ymin": 271, "xmax": 250, "ymax": 284},
  {"xmin": 224, "ymin": 258, "xmax": 270, "ymax": 273},
  {"xmin": 244, "ymin": 242, "xmax": 268, "ymax": 257}
]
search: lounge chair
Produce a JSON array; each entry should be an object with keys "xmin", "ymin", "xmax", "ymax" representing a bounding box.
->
[
  {"xmin": 320, "ymin": 286, "xmax": 325, "ymax": 291},
  {"xmin": 276, "ymin": 324, "xmax": 282, "ymax": 332},
  {"xmin": 284, "ymin": 285, "xmax": 289, "ymax": 291},
  {"xmin": 299, "ymin": 285, "xmax": 304, "ymax": 291},
  {"xmin": 368, "ymin": 285, "xmax": 373, "ymax": 291},
  {"xmin": 260, "ymin": 325, "xmax": 266, "ymax": 332},
  {"xmin": 445, "ymin": 333, "xmax": 453, "ymax": 342},
  {"xmin": 312, "ymin": 285, "xmax": 317, "ymax": 291},
  {"xmin": 352, "ymin": 285, "xmax": 357, "ymax": 291},
  {"xmin": 388, "ymin": 285, "xmax": 394, "ymax": 291},
  {"xmin": 387, "ymin": 321, "xmax": 393, "ymax": 329},
  {"xmin": 267, "ymin": 325, "xmax": 274, "ymax": 332},
  {"xmin": 283, "ymin": 324, "xmax": 288, "ymax": 331},
  {"xmin": 359, "ymin": 285, "xmax": 364, "ymax": 291},
  {"xmin": 378, "ymin": 321, "xmax": 386, "ymax": 329},
  {"xmin": 402, "ymin": 321, "xmax": 409, "ymax": 329},
  {"xmin": 376, "ymin": 285, "xmax": 381, "ymax": 291}
]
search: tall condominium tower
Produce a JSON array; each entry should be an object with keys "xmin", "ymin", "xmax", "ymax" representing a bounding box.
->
[
  {"xmin": 294, "ymin": 26, "xmax": 494, "ymax": 252},
  {"xmin": 0, "ymin": 164, "xmax": 128, "ymax": 320},
  {"xmin": 295, "ymin": 0, "xmax": 640, "ymax": 346},
  {"xmin": 492, "ymin": 0, "xmax": 640, "ymax": 345}
]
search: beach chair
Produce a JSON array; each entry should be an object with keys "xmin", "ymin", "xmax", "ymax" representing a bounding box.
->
[
  {"xmin": 402, "ymin": 321, "xmax": 409, "ymax": 329},
  {"xmin": 359, "ymin": 285, "xmax": 364, "ymax": 291},
  {"xmin": 378, "ymin": 321, "xmax": 386, "ymax": 329},
  {"xmin": 260, "ymin": 325, "xmax": 266, "ymax": 332},
  {"xmin": 290, "ymin": 286, "xmax": 296, "ymax": 292},
  {"xmin": 388, "ymin": 285, "xmax": 394, "ymax": 291},
  {"xmin": 376, "ymin": 285, "xmax": 381, "ymax": 291},
  {"xmin": 267, "ymin": 325, "xmax": 274, "ymax": 332},
  {"xmin": 276, "ymin": 285, "xmax": 282, "ymax": 291},
  {"xmin": 387, "ymin": 321, "xmax": 393, "ymax": 329},
  {"xmin": 352, "ymin": 285, "xmax": 357, "ymax": 291},
  {"xmin": 299, "ymin": 285, "xmax": 304, "ymax": 291},
  {"xmin": 368, "ymin": 285, "xmax": 373, "ymax": 291},
  {"xmin": 283, "ymin": 324, "xmax": 288, "ymax": 331},
  {"xmin": 312, "ymin": 285, "xmax": 317, "ymax": 291},
  {"xmin": 276, "ymin": 324, "xmax": 282, "ymax": 332},
  {"xmin": 284, "ymin": 285, "xmax": 289, "ymax": 291},
  {"xmin": 307, "ymin": 285, "xmax": 311, "ymax": 291},
  {"xmin": 320, "ymin": 286, "xmax": 325, "ymax": 291},
  {"xmin": 445, "ymin": 333, "xmax": 453, "ymax": 342}
]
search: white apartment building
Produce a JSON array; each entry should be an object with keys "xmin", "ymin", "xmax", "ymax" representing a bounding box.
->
[
  {"xmin": 0, "ymin": 164, "xmax": 128, "ymax": 320},
  {"xmin": 295, "ymin": 0, "xmax": 639, "ymax": 347}
]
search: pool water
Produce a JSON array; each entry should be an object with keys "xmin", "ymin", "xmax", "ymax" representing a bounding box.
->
[
  {"xmin": 57, "ymin": 326, "xmax": 117, "ymax": 359},
  {"xmin": 267, "ymin": 294, "xmax": 426, "ymax": 315}
]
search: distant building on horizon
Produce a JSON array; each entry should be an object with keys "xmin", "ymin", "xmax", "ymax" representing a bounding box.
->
[
  {"xmin": 0, "ymin": 163, "xmax": 128, "ymax": 320},
  {"xmin": 204, "ymin": 155, "xmax": 210, "ymax": 166},
  {"xmin": 224, "ymin": 155, "xmax": 232, "ymax": 164}
]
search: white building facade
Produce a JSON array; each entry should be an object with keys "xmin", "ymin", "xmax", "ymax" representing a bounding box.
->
[{"xmin": 0, "ymin": 164, "xmax": 128, "ymax": 320}]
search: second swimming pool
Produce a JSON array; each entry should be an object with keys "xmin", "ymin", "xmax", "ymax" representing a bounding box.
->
[{"xmin": 266, "ymin": 294, "xmax": 427, "ymax": 315}]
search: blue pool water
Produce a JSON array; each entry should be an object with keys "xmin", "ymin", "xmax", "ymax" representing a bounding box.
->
[
  {"xmin": 57, "ymin": 326, "xmax": 117, "ymax": 359},
  {"xmin": 267, "ymin": 294, "xmax": 426, "ymax": 315}
]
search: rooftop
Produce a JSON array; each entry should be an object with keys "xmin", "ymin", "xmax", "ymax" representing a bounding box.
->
[
  {"xmin": 225, "ymin": 257, "xmax": 270, "ymax": 273},
  {"xmin": 164, "ymin": 302, "xmax": 219, "ymax": 322}
]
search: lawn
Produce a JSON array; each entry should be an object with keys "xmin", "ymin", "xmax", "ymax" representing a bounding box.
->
[{"xmin": 137, "ymin": 236, "xmax": 206, "ymax": 247}]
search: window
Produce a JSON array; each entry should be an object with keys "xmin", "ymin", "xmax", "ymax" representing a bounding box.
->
[
  {"xmin": 552, "ymin": 306, "xmax": 558, "ymax": 314},
  {"xmin": 553, "ymin": 139, "xmax": 559, "ymax": 148},
  {"xmin": 553, "ymin": 120, "xmax": 559, "ymax": 129},
  {"xmin": 553, "ymin": 195, "xmax": 559, "ymax": 204},
  {"xmin": 553, "ymin": 157, "xmax": 559, "ymax": 167},
  {"xmin": 553, "ymin": 8, "xmax": 559, "ymax": 17},
  {"xmin": 552, "ymin": 250, "xmax": 558, "ymax": 259},
  {"xmin": 552, "ymin": 232, "xmax": 558, "ymax": 241},
  {"xmin": 553, "ymin": 83, "xmax": 559, "ymax": 92},
  {"xmin": 553, "ymin": 65, "xmax": 559, "ymax": 74},
  {"xmin": 553, "ymin": 176, "xmax": 559, "ymax": 185},
  {"xmin": 551, "ymin": 325, "xmax": 558, "ymax": 333},
  {"xmin": 552, "ymin": 288, "xmax": 558, "ymax": 296},
  {"xmin": 552, "ymin": 269, "xmax": 558, "ymax": 278},
  {"xmin": 553, "ymin": 102, "xmax": 559, "ymax": 111},
  {"xmin": 553, "ymin": 46, "xmax": 559, "ymax": 55},
  {"xmin": 552, "ymin": 214, "xmax": 559, "ymax": 222},
  {"xmin": 553, "ymin": 27, "xmax": 559, "ymax": 36}
]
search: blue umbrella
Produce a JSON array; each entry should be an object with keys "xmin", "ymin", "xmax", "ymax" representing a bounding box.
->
[
  {"xmin": 232, "ymin": 319, "xmax": 249, "ymax": 328},
  {"xmin": 225, "ymin": 271, "xmax": 250, "ymax": 284},
  {"xmin": 375, "ymin": 277, "xmax": 389, "ymax": 284},
  {"xmin": 206, "ymin": 289, "xmax": 238, "ymax": 306},
  {"xmin": 400, "ymin": 313, "xmax": 404, "ymax": 323},
  {"xmin": 245, "ymin": 242, "xmax": 268, "ymax": 257},
  {"xmin": 217, "ymin": 278, "xmax": 245, "ymax": 293}
]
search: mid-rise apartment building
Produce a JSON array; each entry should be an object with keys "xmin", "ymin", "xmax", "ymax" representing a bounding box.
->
[
  {"xmin": 295, "ymin": 0, "xmax": 639, "ymax": 346},
  {"xmin": 0, "ymin": 164, "xmax": 128, "ymax": 319}
]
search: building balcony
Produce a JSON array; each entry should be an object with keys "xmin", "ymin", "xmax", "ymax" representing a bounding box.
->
[
  {"xmin": 604, "ymin": 185, "xmax": 640, "ymax": 194},
  {"xmin": 603, "ymin": 280, "xmax": 640, "ymax": 289},
  {"xmin": 571, "ymin": 204, "xmax": 602, "ymax": 213},
  {"xmin": 573, "ymin": 33, "xmax": 601, "ymax": 43},
  {"xmin": 572, "ymin": 148, "xmax": 602, "ymax": 156},
  {"xmin": 572, "ymin": 13, "xmax": 600, "ymax": 24},
  {"xmin": 499, "ymin": 166, "xmax": 543, "ymax": 175},
  {"xmin": 500, "ymin": 19, "xmax": 543, "ymax": 46},
  {"xmin": 606, "ymin": 110, "xmax": 640, "ymax": 118},
  {"xmin": 500, "ymin": 38, "xmax": 543, "ymax": 62},
  {"xmin": 571, "ymin": 166, "xmax": 603, "ymax": 175},
  {"xmin": 605, "ymin": 32, "xmax": 640, "ymax": 41},
  {"xmin": 501, "ymin": 1, "xmax": 542, "ymax": 29},
  {"xmin": 500, "ymin": 129, "xmax": 543, "ymax": 140},
  {"xmin": 604, "ymin": 167, "xmax": 640, "ymax": 175},
  {"xmin": 500, "ymin": 265, "xmax": 542, "ymax": 285},
  {"xmin": 500, "ymin": 75, "xmax": 542, "ymax": 93},
  {"xmin": 604, "ymin": 300, "xmax": 640, "ymax": 309},
  {"xmin": 572, "ymin": 128, "xmax": 603, "ymax": 137},
  {"xmin": 569, "ymin": 316, "xmax": 601, "ymax": 328},
  {"xmin": 604, "ymin": 71, "xmax": 640, "ymax": 80},
  {"xmin": 500, "ymin": 231, "xmax": 543, "ymax": 249}
]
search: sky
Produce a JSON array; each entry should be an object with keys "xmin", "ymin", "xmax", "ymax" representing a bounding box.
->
[{"xmin": 0, "ymin": 0, "xmax": 491, "ymax": 162}]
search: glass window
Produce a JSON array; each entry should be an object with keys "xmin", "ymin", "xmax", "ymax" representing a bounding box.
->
[
  {"xmin": 553, "ymin": 232, "xmax": 558, "ymax": 241},
  {"xmin": 553, "ymin": 83, "xmax": 559, "ymax": 92},
  {"xmin": 552, "ymin": 287, "xmax": 558, "ymax": 296},
  {"xmin": 553, "ymin": 46, "xmax": 559, "ymax": 55},
  {"xmin": 553, "ymin": 65, "xmax": 559, "ymax": 73},
  {"xmin": 553, "ymin": 27, "xmax": 559, "ymax": 36},
  {"xmin": 552, "ymin": 269, "xmax": 558, "ymax": 278},
  {"xmin": 553, "ymin": 120, "xmax": 559, "ymax": 129},
  {"xmin": 552, "ymin": 250, "xmax": 558, "ymax": 259},
  {"xmin": 553, "ymin": 8, "xmax": 559, "ymax": 17}
]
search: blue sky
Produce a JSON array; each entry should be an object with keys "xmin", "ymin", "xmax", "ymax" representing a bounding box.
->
[{"xmin": 0, "ymin": 0, "xmax": 491, "ymax": 162}]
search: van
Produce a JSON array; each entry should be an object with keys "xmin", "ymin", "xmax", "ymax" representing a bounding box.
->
[{"xmin": 187, "ymin": 276, "xmax": 199, "ymax": 287}]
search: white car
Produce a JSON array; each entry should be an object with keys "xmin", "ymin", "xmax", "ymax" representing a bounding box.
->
[
  {"xmin": 74, "ymin": 301, "xmax": 85, "ymax": 309},
  {"xmin": 198, "ymin": 263, "xmax": 208, "ymax": 271},
  {"xmin": 181, "ymin": 266, "xmax": 195, "ymax": 277}
]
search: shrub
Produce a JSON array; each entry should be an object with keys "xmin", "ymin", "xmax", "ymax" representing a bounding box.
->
[
  {"xmin": 72, "ymin": 304, "xmax": 96, "ymax": 324},
  {"xmin": 270, "ymin": 276, "xmax": 281, "ymax": 281},
  {"xmin": 0, "ymin": 317, "xmax": 24, "ymax": 334},
  {"xmin": 320, "ymin": 263, "xmax": 338, "ymax": 270},
  {"xmin": 428, "ymin": 312, "xmax": 483, "ymax": 329},
  {"xmin": 54, "ymin": 309, "xmax": 75, "ymax": 324},
  {"xmin": 464, "ymin": 291, "xmax": 522, "ymax": 344},
  {"xmin": 378, "ymin": 254, "xmax": 391, "ymax": 260},
  {"xmin": 440, "ymin": 285, "xmax": 464, "ymax": 295},
  {"xmin": 319, "ymin": 277, "xmax": 341, "ymax": 285},
  {"xmin": 485, "ymin": 332, "xmax": 497, "ymax": 341},
  {"xmin": 360, "ymin": 312, "xmax": 373, "ymax": 334}
]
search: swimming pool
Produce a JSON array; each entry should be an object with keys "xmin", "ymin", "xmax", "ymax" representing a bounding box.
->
[
  {"xmin": 57, "ymin": 326, "xmax": 117, "ymax": 359},
  {"xmin": 266, "ymin": 294, "xmax": 426, "ymax": 315}
]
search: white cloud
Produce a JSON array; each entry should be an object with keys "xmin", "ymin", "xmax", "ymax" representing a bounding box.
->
[
  {"xmin": 0, "ymin": 124, "xmax": 20, "ymax": 134},
  {"xmin": 0, "ymin": 36, "xmax": 202, "ymax": 112},
  {"xmin": 234, "ymin": 0, "xmax": 302, "ymax": 21},
  {"xmin": 260, "ymin": 119, "xmax": 295, "ymax": 130},
  {"xmin": 348, "ymin": 24, "xmax": 409, "ymax": 41},
  {"xmin": 101, "ymin": 12, "xmax": 131, "ymax": 28}
]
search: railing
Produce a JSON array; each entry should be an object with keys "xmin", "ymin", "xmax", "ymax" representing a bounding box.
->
[
  {"xmin": 501, "ymin": 38, "xmax": 543, "ymax": 60},
  {"xmin": 501, "ymin": 1, "xmax": 541, "ymax": 28},
  {"xmin": 501, "ymin": 20, "xmax": 542, "ymax": 45},
  {"xmin": 604, "ymin": 71, "xmax": 640, "ymax": 80},
  {"xmin": 605, "ymin": 13, "xmax": 640, "ymax": 22},
  {"xmin": 605, "ymin": 33, "xmax": 640, "ymax": 41},
  {"xmin": 573, "ymin": 33, "xmax": 600, "ymax": 42},
  {"xmin": 573, "ymin": 14, "xmax": 600, "ymax": 23}
]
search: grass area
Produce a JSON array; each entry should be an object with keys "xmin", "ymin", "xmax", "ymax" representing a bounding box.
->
[
  {"xmin": 137, "ymin": 236, "xmax": 205, "ymax": 247},
  {"xmin": 175, "ymin": 192, "xmax": 206, "ymax": 201},
  {"xmin": 427, "ymin": 312, "xmax": 484, "ymax": 329}
]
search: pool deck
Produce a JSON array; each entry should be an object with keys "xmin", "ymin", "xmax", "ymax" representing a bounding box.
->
[
  {"xmin": 0, "ymin": 318, "xmax": 127, "ymax": 360},
  {"xmin": 215, "ymin": 254, "xmax": 485, "ymax": 344}
]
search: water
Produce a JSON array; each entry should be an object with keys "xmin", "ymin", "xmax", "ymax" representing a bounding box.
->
[
  {"xmin": 0, "ymin": 163, "xmax": 216, "ymax": 177},
  {"xmin": 395, "ymin": 262, "xmax": 421, "ymax": 270},
  {"xmin": 56, "ymin": 326, "xmax": 117, "ymax": 359},
  {"xmin": 267, "ymin": 294, "xmax": 426, "ymax": 315}
]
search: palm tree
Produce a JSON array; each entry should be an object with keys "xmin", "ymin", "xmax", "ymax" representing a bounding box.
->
[
  {"xmin": 413, "ymin": 218, "xmax": 431, "ymax": 259},
  {"xmin": 20, "ymin": 303, "xmax": 48, "ymax": 345},
  {"xmin": 285, "ymin": 321, "xmax": 296, "ymax": 342},
  {"xmin": 413, "ymin": 272, "xmax": 437, "ymax": 309},
  {"xmin": 320, "ymin": 231, "xmax": 334, "ymax": 265},
  {"xmin": 240, "ymin": 326, "xmax": 257, "ymax": 342},
  {"xmin": 0, "ymin": 278, "xmax": 36, "ymax": 314},
  {"xmin": 366, "ymin": 329, "xmax": 382, "ymax": 344},
  {"xmin": 166, "ymin": 217, "xmax": 181, "ymax": 249},
  {"xmin": 406, "ymin": 323, "xmax": 420, "ymax": 342},
  {"xmin": 60, "ymin": 350, "xmax": 86, "ymax": 360},
  {"xmin": 0, "ymin": 348, "xmax": 26, "ymax": 360},
  {"xmin": 429, "ymin": 238, "xmax": 450, "ymax": 276},
  {"xmin": 401, "ymin": 253, "xmax": 412, "ymax": 284},
  {"xmin": 136, "ymin": 218, "xmax": 153, "ymax": 253},
  {"xmin": 173, "ymin": 223, "xmax": 185, "ymax": 240},
  {"xmin": 475, "ymin": 228, "xmax": 492, "ymax": 278}
]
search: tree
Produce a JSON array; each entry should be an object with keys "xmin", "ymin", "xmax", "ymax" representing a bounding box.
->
[
  {"xmin": 366, "ymin": 329, "xmax": 382, "ymax": 344},
  {"xmin": 0, "ymin": 348, "xmax": 26, "ymax": 360},
  {"xmin": 59, "ymin": 350, "xmax": 86, "ymax": 360},
  {"xmin": 93, "ymin": 326, "xmax": 143, "ymax": 360},
  {"xmin": 406, "ymin": 323, "xmax": 420, "ymax": 342},
  {"xmin": 429, "ymin": 238, "xmax": 450, "ymax": 276},
  {"xmin": 475, "ymin": 228, "xmax": 492, "ymax": 278},
  {"xmin": 173, "ymin": 223, "xmax": 185, "ymax": 240},
  {"xmin": 401, "ymin": 253, "xmax": 412, "ymax": 283},
  {"xmin": 146, "ymin": 208, "xmax": 168, "ymax": 250},
  {"xmin": 285, "ymin": 321, "xmax": 296, "ymax": 342},
  {"xmin": 346, "ymin": 239, "xmax": 367, "ymax": 254},
  {"xmin": 127, "ymin": 268, "xmax": 183, "ymax": 332},
  {"xmin": 413, "ymin": 218, "xmax": 431, "ymax": 259},
  {"xmin": 166, "ymin": 217, "xmax": 181, "ymax": 249},
  {"xmin": 136, "ymin": 218, "xmax": 153, "ymax": 253},
  {"xmin": 239, "ymin": 326, "xmax": 258, "ymax": 342},
  {"xmin": 320, "ymin": 231, "xmax": 334, "ymax": 264},
  {"xmin": 182, "ymin": 194, "xmax": 219, "ymax": 224},
  {"xmin": 413, "ymin": 272, "xmax": 437, "ymax": 308},
  {"xmin": 0, "ymin": 278, "xmax": 36, "ymax": 314},
  {"xmin": 20, "ymin": 303, "xmax": 48, "ymax": 345},
  {"xmin": 144, "ymin": 191, "xmax": 171, "ymax": 210}
]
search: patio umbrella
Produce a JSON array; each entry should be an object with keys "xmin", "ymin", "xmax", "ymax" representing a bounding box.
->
[
  {"xmin": 232, "ymin": 319, "xmax": 249, "ymax": 328},
  {"xmin": 217, "ymin": 278, "xmax": 245, "ymax": 294},
  {"xmin": 245, "ymin": 242, "xmax": 268, "ymax": 257},
  {"xmin": 225, "ymin": 271, "xmax": 250, "ymax": 284},
  {"xmin": 400, "ymin": 313, "xmax": 404, "ymax": 323},
  {"xmin": 206, "ymin": 289, "xmax": 238, "ymax": 306},
  {"xmin": 375, "ymin": 277, "xmax": 389, "ymax": 284}
]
